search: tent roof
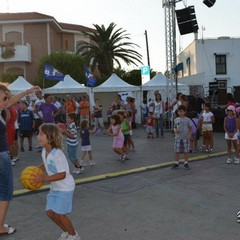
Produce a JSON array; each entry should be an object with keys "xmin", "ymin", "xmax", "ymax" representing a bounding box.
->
[
  {"xmin": 8, "ymin": 76, "xmax": 33, "ymax": 93},
  {"xmin": 93, "ymin": 73, "xmax": 140, "ymax": 92},
  {"xmin": 142, "ymin": 72, "xmax": 188, "ymax": 90},
  {"xmin": 44, "ymin": 74, "xmax": 88, "ymax": 94},
  {"xmin": 142, "ymin": 72, "xmax": 168, "ymax": 87}
]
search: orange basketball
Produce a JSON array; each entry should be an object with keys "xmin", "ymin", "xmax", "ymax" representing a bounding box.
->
[{"xmin": 20, "ymin": 166, "xmax": 43, "ymax": 190}]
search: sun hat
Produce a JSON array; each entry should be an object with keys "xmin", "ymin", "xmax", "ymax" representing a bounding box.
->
[
  {"xmin": 226, "ymin": 105, "xmax": 235, "ymax": 113},
  {"xmin": 236, "ymin": 107, "xmax": 240, "ymax": 113}
]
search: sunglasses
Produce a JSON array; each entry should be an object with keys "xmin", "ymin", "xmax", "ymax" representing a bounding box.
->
[{"xmin": 3, "ymin": 96, "xmax": 8, "ymax": 101}]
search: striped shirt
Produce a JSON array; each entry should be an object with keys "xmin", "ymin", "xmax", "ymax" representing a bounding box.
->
[
  {"xmin": 66, "ymin": 122, "xmax": 78, "ymax": 146},
  {"xmin": 18, "ymin": 109, "xmax": 34, "ymax": 131}
]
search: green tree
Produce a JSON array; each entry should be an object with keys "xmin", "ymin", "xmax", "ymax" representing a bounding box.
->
[
  {"xmin": 0, "ymin": 72, "xmax": 18, "ymax": 84},
  {"xmin": 76, "ymin": 22, "xmax": 142, "ymax": 77},
  {"xmin": 37, "ymin": 51, "xmax": 85, "ymax": 88}
]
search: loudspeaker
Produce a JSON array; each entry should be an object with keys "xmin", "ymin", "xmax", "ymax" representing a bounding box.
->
[
  {"xmin": 175, "ymin": 6, "xmax": 199, "ymax": 35},
  {"xmin": 203, "ymin": 0, "xmax": 216, "ymax": 8}
]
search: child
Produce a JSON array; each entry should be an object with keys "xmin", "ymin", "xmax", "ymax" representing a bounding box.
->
[
  {"xmin": 18, "ymin": 101, "xmax": 35, "ymax": 152},
  {"xmin": 146, "ymin": 112, "xmax": 155, "ymax": 139},
  {"xmin": 33, "ymin": 123, "xmax": 80, "ymax": 240},
  {"xmin": 79, "ymin": 119, "xmax": 95, "ymax": 166},
  {"xmin": 171, "ymin": 105, "xmax": 192, "ymax": 169},
  {"xmin": 236, "ymin": 107, "xmax": 240, "ymax": 147},
  {"xmin": 118, "ymin": 111, "xmax": 132, "ymax": 159},
  {"xmin": 106, "ymin": 114, "xmax": 126, "ymax": 161},
  {"xmin": 224, "ymin": 105, "xmax": 239, "ymax": 164},
  {"xmin": 200, "ymin": 102, "xmax": 215, "ymax": 153},
  {"xmin": 189, "ymin": 111, "xmax": 200, "ymax": 153},
  {"xmin": 61, "ymin": 113, "xmax": 84, "ymax": 174}
]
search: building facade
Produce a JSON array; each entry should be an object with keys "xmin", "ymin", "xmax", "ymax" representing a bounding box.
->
[
  {"xmin": 177, "ymin": 37, "xmax": 240, "ymax": 104},
  {"xmin": 0, "ymin": 12, "xmax": 93, "ymax": 83}
]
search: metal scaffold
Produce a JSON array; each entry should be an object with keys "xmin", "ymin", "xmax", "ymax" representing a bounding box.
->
[{"xmin": 162, "ymin": 0, "xmax": 178, "ymax": 103}]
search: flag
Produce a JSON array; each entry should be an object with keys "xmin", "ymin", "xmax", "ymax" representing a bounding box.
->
[
  {"xmin": 84, "ymin": 67, "xmax": 97, "ymax": 87},
  {"xmin": 44, "ymin": 64, "xmax": 65, "ymax": 81},
  {"xmin": 174, "ymin": 62, "xmax": 184, "ymax": 72}
]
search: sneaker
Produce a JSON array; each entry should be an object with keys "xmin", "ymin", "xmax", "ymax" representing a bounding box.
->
[
  {"xmin": 89, "ymin": 160, "xmax": 96, "ymax": 166},
  {"xmin": 200, "ymin": 145, "xmax": 206, "ymax": 152},
  {"xmin": 11, "ymin": 160, "xmax": 16, "ymax": 166},
  {"xmin": 234, "ymin": 158, "xmax": 240, "ymax": 164},
  {"xmin": 209, "ymin": 149, "xmax": 214, "ymax": 153},
  {"xmin": 226, "ymin": 158, "xmax": 232, "ymax": 164},
  {"xmin": 171, "ymin": 163, "xmax": 179, "ymax": 169},
  {"xmin": 72, "ymin": 168, "xmax": 77, "ymax": 174},
  {"xmin": 80, "ymin": 160, "xmax": 87, "ymax": 167},
  {"xmin": 189, "ymin": 149, "xmax": 192, "ymax": 153},
  {"xmin": 184, "ymin": 162, "xmax": 190, "ymax": 170},
  {"xmin": 20, "ymin": 147, "xmax": 24, "ymax": 152},
  {"xmin": 58, "ymin": 231, "xmax": 68, "ymax": 240},
  {"xmin": 28, "ymin": 146, "xmax": 33, "ymax": 151},
  {"xmin": 74, "ymin": 167, "xmax": 84, "ymax": 174},
  {"xmin": 12, "ymin": 156, "xmax": 19, "ymax": 162},
  {"xmin": 67, "ymin": 231, "xmax": 80, "ymax": 240},
  {"xmin": 121, "ymin": 155, "xmax": 127, "ymax": 162}
]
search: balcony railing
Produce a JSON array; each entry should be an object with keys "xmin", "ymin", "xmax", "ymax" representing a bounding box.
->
[{"xmin": 0, "ymin": 43, "xmax": 31, "ymax": 62}]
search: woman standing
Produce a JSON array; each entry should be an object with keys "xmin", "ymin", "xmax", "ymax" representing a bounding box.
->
[{"xmin": 0, "ymin": 84, "xmax": 40, "ymax": 236}]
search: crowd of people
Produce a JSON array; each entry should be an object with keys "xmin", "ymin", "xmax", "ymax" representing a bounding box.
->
[
  {"xmin": 1, "ymin": 84, "xmax": 240, "ymax": 238},
  {"xmin": 141, "ymin": 91, "xmax": 240, "ymax": 168}
]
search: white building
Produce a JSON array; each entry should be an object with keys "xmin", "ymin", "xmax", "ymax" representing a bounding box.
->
[{"xmin": 177, "ymin": 37, "xmax": 240, "ymax": 105}]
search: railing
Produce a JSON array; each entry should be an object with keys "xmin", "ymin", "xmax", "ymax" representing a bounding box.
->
[{"xmin": 0, "ymin": 44, "xmax": 31, "ymax": 62}]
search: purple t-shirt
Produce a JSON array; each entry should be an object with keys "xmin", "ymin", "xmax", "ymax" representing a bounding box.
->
[
  {"xmin": 226, "ymin": 116, "xmax": 237, "ymax": 133},
  {"xmin": 38, "ymin": 103, "xmax": 58, "ymax": 123}
]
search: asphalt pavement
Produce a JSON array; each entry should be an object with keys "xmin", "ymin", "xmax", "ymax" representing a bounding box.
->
[{"xmin": 4, "ymin": 127, "xmax": 240, "ymax": 240}]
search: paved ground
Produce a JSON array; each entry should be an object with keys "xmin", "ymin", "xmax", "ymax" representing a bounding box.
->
[{"xmin": 4, "ymin": 127, "xmax": 240, "ymax": 240}]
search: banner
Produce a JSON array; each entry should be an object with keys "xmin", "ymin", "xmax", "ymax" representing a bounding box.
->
[
  {"xmin": 44, "ymin": 64, "xmax": 65, "ymax": 81},
  {"xmin": 141, "ymin": 66, "xmax": 150, "ymax": 85},
  {"xmin": 84, "ymin": 67, "xmax": 97, "ymax": 87}
]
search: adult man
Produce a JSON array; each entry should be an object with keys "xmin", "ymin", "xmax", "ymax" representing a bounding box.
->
[
  {"xmin": 52, "ymin": 96, "xmax": 62, "ymax": 123},
  {"xmin": 35, "ymin": 94, "xmax": 60, "ymax": 123},
  {"xmin": 79, "ymin": 95, "xmax": 90, "ymax": 121},
  {"xmin": 194, "ymin": 92, "xmax": 205, "ymax": 114}
]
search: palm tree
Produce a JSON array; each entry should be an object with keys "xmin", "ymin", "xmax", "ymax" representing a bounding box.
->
[{"xmin": 76, "ymin": 22, "xmax": 142, "ymax": 77}]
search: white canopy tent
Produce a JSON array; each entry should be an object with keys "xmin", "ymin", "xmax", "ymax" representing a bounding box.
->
[
  {"xmin": 92, "ymin": 73, "xmax": 141, "ymax": 123},
  {"xmin": 44, "ymin": 74, "xmax": 89, "ymax": 94},
  {"xmin": 8, "ymin": 76, "xmax": 33, "ymax": 95},
  {"xmin": 142, "ymin": 72, "xmax": 189, "ymax": 102}
]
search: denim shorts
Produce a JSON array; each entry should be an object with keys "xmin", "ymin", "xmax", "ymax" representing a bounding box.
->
[
  {"xmin": 0, "ymin": 151, "xmax": 13, "ymax": 201},
  {"xmin": 67, "ymin": 144, "xmax": 78, "ymax": 165},
  {"xmin": 46, "ymin": 189, "xmax": 74, "ymax": 214}
]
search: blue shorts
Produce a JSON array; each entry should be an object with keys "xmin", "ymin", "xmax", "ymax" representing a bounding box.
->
[
  {"xmin": 0, "ymin": 151, "xmax": 13, "ymax": 201},
  {"xmin": 67, "ymin": 144, "xmax": 78, "ymax": 165},
  {"xmin": 46, "ymin": 189, "xmax": 74, "ymax": 215}
]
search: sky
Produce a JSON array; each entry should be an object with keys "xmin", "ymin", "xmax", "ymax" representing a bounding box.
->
[{"xmin": 2, "ymin": 0, "xmax": 240, "ymax": 73}]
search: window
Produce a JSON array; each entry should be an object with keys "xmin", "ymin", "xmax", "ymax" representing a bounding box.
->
[
  {"xmin": 7, "ymin": 67, "xmax": 24, "ymax": 76},
  {"xmin": 64, "ymin": 39, "xmax": 69, "ymax": 51},
  {"xmin": 186, "ymin": 57, "xmax": 191, "ymax": 75},
  {"xmin": 5, "ymin": 31, "xmax": 22, "ymax": 45},
  {"xmin": 215, "ymin": 54, "xmax": 226, "ymax": 74}
]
